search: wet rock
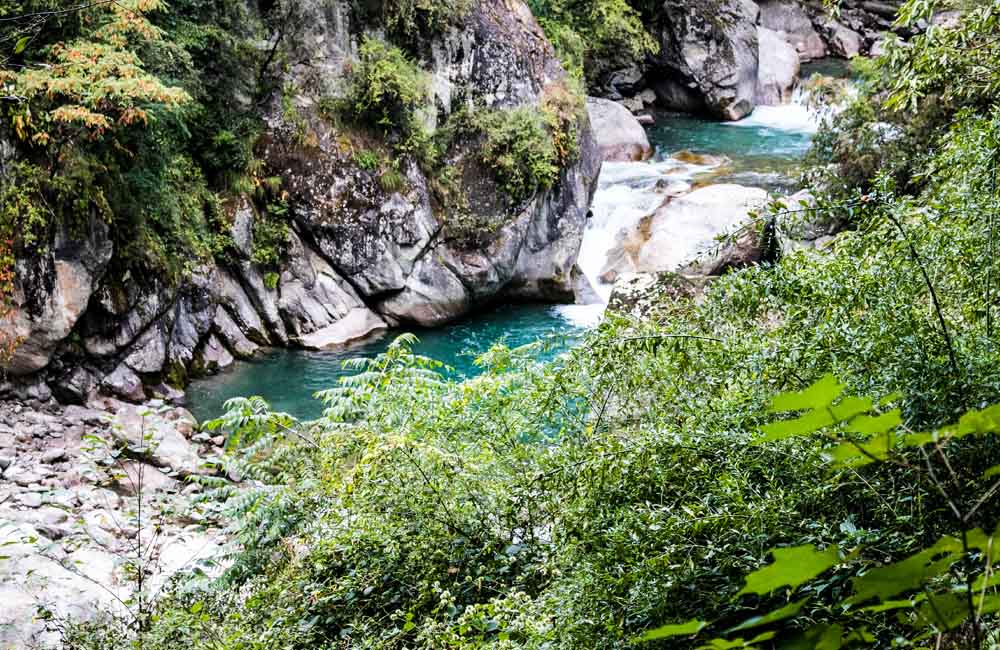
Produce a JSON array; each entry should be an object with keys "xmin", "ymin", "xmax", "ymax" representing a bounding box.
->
[
  {"xmin": 756, "ymin": 27, "xmax": 800, "ymax": 106},
  {"xmin": 212, "ymin": 306, "xmax": 261, "ymax": 359},
  {"xmin": 600, "ymin": 184, "xmax": 768, "ymax": 279},
  {"xmin": 586, "ymin": 97, "xmax": 653, "ymax": 162},
  {"xmin": 817, "ymin": 17, "xmax": 863, "ymax": 58},
  {"xmin": 299, "ymin": 308, "xmax": 388, "ymax": 350},
  {"xmin": 379, "ymin": 255, "xmax": 472, "ymax": 327},
  {"xmin": 194, "ymin": 335, "xmax": 235, "ymax": 374}
]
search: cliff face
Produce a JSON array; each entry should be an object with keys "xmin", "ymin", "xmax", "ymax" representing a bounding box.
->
[
  {"xmin": 1, "ymin": 0, "xmax": 601, "ymax": 404},
  {"xmin": 604, "ymin": 0, "xmax": 914, "ymax": 120}
]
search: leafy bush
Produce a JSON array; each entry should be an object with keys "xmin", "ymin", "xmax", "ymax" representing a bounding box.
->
[
  {"xmin": 380, "ymin": 0, "xmax": 471, "ymax": 40},
  {"xmin": 641, "ymin": 375, "xmax": 1000, "ymax": 649},
  {"xmin": 527, "ymin": 0, "xmax": 657, "ymax": 82},
  {"xmin": 479, "ymin": 107, "xmax": 562, "ymax": 201},
  {"xmin": 346, "ymin": 36, "xmax": 430, "ymax": 138}
]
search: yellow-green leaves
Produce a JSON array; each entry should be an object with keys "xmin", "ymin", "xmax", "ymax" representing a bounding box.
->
[
  {"xmin": 756, "ymin": 375, "xmax": 896, "ymax": 451},
  {"xmin": 636, "ymin": 619, "xmax": 707, "ymax": 641},
  {"xmin": 738, "ymin": 544, "xmax": 841, "ymax": 596},
  {"xmin": 845, "ymin": 536, "xmax": 964, "ymax": 606},
  {"xmin": 768, "ymin": 374, "xmax": 844, "ymax": 413}
]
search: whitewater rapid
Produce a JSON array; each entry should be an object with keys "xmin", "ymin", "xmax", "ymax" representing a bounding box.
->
[{"xmin": 566, "ymin": 91, "xmax": 828, "ymax": 317}]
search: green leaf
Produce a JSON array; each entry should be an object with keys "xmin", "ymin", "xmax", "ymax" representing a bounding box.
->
[
  {"xmin": 699, "ymin": 631, "xmax": 776, "ymax": 649},
  {"xmin": 859, "ymin": 599, "xmax": 919, "ymax": 613},
  {"xmin": 727, "ymin": 598, "xmax": 809, "ymax": 633},
  {"xmin": 637, "ymin": 619, "xmax": 708, "ymax": 641},
  {"xmin": 738, "ymin": 545, "xmax": 840, "ymax": 596},
  {"xmin": 777, "ymin": 624, "xmax": 843, "ymax": 650},
  {"xmin": 189, "ymin": 601, "xmax": 204, "ymax": 614},
  {"xmin": 984, "ymin": 464, "xmax": 1000, "ymax": 478},
  {"xmin": 846, "ymin": 536, "xmax": 963, "ymax": 606},
  {"xmin": 14, "ymin": 36, "xmax": 29, "ymax": 54},
  {"xmin": 912, "ymin": 592, "xmax": 969, "ymax": 631},
  {"xmin": 829, "ymin": 396, "xmax": 873, "ymax": 423},
  {"xmin": 756, "ymin": 409, "xmax": 834, "ymax": 443},
  {"xmin": 845, "ymin": 409, "xmax": 902, "ymax": 436},
  {"xmin": 878, "ymin": 391, "xmax": 904, "ymax": 407},
  {"xmin": 824, "ymin": 436, "xmax": 894, "ymax": 467},
  {"xmin": 768, "ymin": 374, "xmax": 844, "ymax": 413}
]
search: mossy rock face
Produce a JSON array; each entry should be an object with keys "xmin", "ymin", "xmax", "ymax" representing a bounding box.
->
[
  {"xmin": 2, "ymin": 0, "xmax": 602, "ymax": 394},
  {"xmin": 261, "ymin": 0, "xmax": 601, "ymax": 324}
]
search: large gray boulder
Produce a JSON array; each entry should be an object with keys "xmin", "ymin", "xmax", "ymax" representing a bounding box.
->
[
  {"xmin": 267, "ymin": 0, "xmax": 601, "ymax": 325},
  {"xmin": 816, "ymin": 16, "xmax": 864, "ymax": 58},
  {"xmin": 4, "ymin": 217, "xmax": 113, "ymax": 376},
  {"xmin": 651, "ymin": 0, "xmax": 760, "ymax": 121},
  {"xmin": 586, "ymin": 97, "xmax": 653, "ymax": 162},
  {"xmin": 756, "ymin": 26, "xmax": 801, "ymax": 105},
  {"xmin": 600, "ymin": 184, "xmax": 769, "ymax": 279},
  {"xmin": 758, "ymin": 0, "xmax": 828, "ymax": 61}
]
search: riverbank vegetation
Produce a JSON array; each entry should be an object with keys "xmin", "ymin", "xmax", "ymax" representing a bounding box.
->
[{"xmin": 54, "ymin": 1, "xmax": 1000, "ymax": 648}]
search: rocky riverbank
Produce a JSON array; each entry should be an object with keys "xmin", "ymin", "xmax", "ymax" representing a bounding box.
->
[{"xmin": 0, "ymin": 398, "xmax": 227, "ymax": 648}]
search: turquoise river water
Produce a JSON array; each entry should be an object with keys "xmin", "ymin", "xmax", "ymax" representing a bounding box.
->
[{"xmin": 187, "ymin": 60, "xmax": 849, "ymax": 421}]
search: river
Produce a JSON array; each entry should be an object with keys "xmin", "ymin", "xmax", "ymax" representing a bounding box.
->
[{"xmin": 187, "ymin": 61, "xmax": 847, "ymax": 421}]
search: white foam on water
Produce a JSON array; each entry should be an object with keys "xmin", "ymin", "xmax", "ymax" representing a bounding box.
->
[
  {"xmin": 727, "ymin": 103, "xmax": 821, "ymax": 134},
  {"xmin": 577, "ymin": 154, "xmax": 726, "ymax": 303},
  {"xmin": 552, "ymin": 303, "xmax": 607, "ymax": 328}
]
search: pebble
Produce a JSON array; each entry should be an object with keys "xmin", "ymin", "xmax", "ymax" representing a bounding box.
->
[
  {"xmin": 16, "ymin": 492, "xmax": 42, "ymax": 508},
  {"xmin": 0, "ymin": 456, "xmax": 12, "ymax": 470},
  {"xmin": 40, "ymin": 448, "xmax": 67, "ymax": 464}
]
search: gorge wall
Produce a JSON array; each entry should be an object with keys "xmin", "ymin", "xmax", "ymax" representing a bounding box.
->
[
  {"xmin": 0, "ymin": 0, "xmax": 921, "ymax": 407},
  {"xmin": 1, "ymin": 0, "xmax": 602, "ymax": 405}
]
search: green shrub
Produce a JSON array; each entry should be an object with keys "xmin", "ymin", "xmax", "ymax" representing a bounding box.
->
[
  {"xmin": 528, "ymin": 0, "xmax": 657, "ymax": 82},
  {"xmin": 478, "ymin": 83, "xmax": 582, "ymax": 202},
  {"xmin": 346, "ymin": 36, "xmax": 430, "ymax": 138},
  {"xmin": 379, "ymin": 167, "xmax": 407, "ymax": 193},
  {"xmin": 354, "ymin": 149, "xmax": 381, "ymax": 170},
  {"xmin": 251, "ymin": 203, "xmax": 290, "ymax": 268},
  {"xmin": 480, "ymin": 108, "xmax": 561, "ymax": 201},
  {"xmin": 356, "ymin": 0, "xmax": 471, "ymax": 44}
]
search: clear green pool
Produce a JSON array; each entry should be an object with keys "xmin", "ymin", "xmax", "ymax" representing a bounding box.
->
[{"xmin": 186, "ymin": 303, "xmax": 599, "ymax": 421}]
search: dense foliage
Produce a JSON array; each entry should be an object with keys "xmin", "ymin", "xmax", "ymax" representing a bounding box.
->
[
  {"xmin": 0, "ymin": 0, "xmax": 264, "ymax": 282},
  {"xmin": 525, "ymin": 0, "xmax": 657, "ymax": 82},
  {"xmin": 17, "ymin": 0, "xmax": 1000, "ymax": 648}
]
